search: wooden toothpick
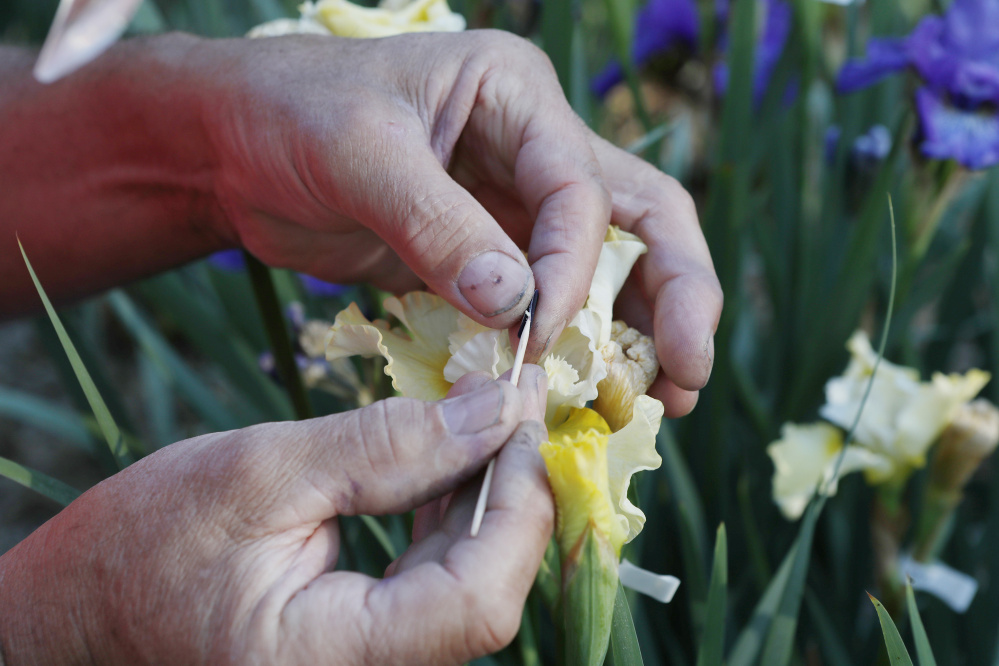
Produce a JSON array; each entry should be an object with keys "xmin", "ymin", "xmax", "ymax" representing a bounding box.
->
[{"xmin": 470, "ymin": 289, "xmax": 539, "ymax": 537}]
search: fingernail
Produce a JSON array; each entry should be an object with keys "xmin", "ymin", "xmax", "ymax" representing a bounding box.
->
[
  {"xmin": 443, "ymin": 383, "xmax": 505, "ymax": 435},
  {"xmin": 458, "ymin": 251, "xmax": 530, "ymax": 318},
  {"xmin": 528, "ymin": 318, "xmax": 565, "ymax": 362}
]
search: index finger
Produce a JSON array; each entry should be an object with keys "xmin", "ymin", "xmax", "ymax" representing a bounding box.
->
[
  {"xmin": 458, "ymin": 35, "xmax": 612, "ymax": 359},
  {"xmin": 516, "ymin": 112, "xmax": 612, "ymax": 359}
]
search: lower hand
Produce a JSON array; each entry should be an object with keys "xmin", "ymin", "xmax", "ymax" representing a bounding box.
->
[{"xmin": 0, "ymin": 366, "xmax": 551, "ymax": 665}]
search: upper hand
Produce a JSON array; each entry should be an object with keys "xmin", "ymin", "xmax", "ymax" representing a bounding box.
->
[
  {"xmin": 0, "ymin": 366, "xmax": 551, "ymax": 665},
  {"xmin": 199, "ymin": 30, "xmax": 721, "ymax": 417}
]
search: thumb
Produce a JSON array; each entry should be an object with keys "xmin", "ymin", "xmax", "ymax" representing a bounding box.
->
[
  {"xmin": 360, "ymin": 143, "xmax": 536, "ymax": 329},
  {"xmin": 263, "ymin": 366, "xmax": 548, "ymax": 527}
]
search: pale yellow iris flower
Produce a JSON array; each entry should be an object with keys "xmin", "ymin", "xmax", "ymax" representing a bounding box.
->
[
  {"xmin": 820, "ymin": 331, "xmax": 990, "ymax": 480},
  {"xmin": 248, "ymin": 0, "xmax": 465, "ymax": 39},
  {"xmin": 768, "ymin": 331, "xmax": 990, "ymax": 520}
]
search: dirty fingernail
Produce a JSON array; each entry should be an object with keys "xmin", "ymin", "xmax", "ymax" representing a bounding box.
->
[
  {"xmin": 443, "ymin": 382, "xmax": 505, "ymax": 435},
  {"xmin": 458, "ymin": 251, "xmax": 531, "ymax": 318}
]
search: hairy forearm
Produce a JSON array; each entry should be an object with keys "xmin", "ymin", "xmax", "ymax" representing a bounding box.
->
[{"xmin": 0, "ymin": 33, "xmax": 229, "ymax": 320}]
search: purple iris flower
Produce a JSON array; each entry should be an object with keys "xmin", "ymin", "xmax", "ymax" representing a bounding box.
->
[
  {"xmin": 713, "ymin": 0, "xmax": 793, "ymax": 107},
  {"xmin": 839, "ymin": 0, "xmax": 999, "ymax": 105},
  {"xmin": 208, "ymin": 249, "xmax": 246, "ymax": 271},
  {"xmin": 836, "ymin": 0, "xmax": 999, "ymax": 169},
  {"xmin": 915, "ymin": 89, "xmax": 999, "ymax": 170},
  {"xmin": 298, "ymin": 274, "xmax": 348, "ymax": 298},
  {"xmin": 591, "ymin": 0, "xmax": 699, "ymax": 98},
  {"xmin": 208, "ymin": 251, "xmax": 346, "ymax": 298}
]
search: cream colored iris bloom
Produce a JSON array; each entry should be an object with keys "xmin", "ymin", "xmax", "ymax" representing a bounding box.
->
[
  {"xmin": 768, "ymin": 422, "xmax": 891, "ymax": 520},
  {"xmin": 326, "ymin": 226, "xmax": 656, "ymax": 428},
  {"xmin": 820, "ymin": 331, "xmax": 990, "ymax": 480},
  {"xmin": 247, "ymin": 0, "xmax": 465, "ymax": 39},
  {"xmin": 540, "ymin": 397, "xmax": 663, "ymax": 555},
  {"xmin": 325, "ymin": 226, "xmax": 665, "ymax": 543}
]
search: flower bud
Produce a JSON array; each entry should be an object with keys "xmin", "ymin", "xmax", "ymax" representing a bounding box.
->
[
  {"xmin": 561, "ymin": 523, "xmax": 620, "ymax": 666},
  {"xmin": 929, "ymin": 398, "xmax": 999, "ymax": 499},
  {"xmin": 593, "ymin": 322, "xmax": 658, "ymax": 432}
]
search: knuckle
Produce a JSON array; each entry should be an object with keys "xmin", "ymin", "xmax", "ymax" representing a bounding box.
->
[
  {"xmin": 651, "ymin": 171, "xmax": 697, "ymax": 220},
  {"xmin": 396, "ymin": 192, "xmax": 479, "ymax": 258},
  {"xmin": 461, "ymin": 584, "xmax": 521, "ymax": 655},
  {"xmin": 357, "ymin": 397, "xmax": 426, "ymax": 472},
  {"xmin": 468, "ymin": 30, "xmax": 558, "ymax": 84}
]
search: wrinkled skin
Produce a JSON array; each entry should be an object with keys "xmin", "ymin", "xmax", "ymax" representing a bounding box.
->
[{"xmin": 0, "ymin": 368, "xmax": 551, "ymax": 664}]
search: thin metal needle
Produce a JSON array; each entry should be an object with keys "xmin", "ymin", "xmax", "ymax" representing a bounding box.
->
[{"xmin": 470, "ymin": 290, "xmax": 538, "ymax": 537}]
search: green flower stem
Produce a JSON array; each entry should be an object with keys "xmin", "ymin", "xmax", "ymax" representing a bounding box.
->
[
  {"xmin": 563, "ymin": 523, "xmax": 620, "ymax": 666},
  {"xmin": 538, "ymin": 537, "xmax": 563, "ymax": 614},
  {"xmin": 871, "ymin": 480, "xmax": 909, "ymax": 617},
  {"xmin": 517, "ymin": 598, "xmax": 542, "ymax": 666},
  {"xmin": 243, "ymin": 252, "xmax": 313, "ymax": 421}
]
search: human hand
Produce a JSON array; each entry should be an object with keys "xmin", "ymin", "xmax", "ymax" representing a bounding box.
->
[
  {"xmin": 0, "ymin": 366, "xmax": 551, "ymax": 665},
  {"xmin": 196, "ymin": 31, "xmax": 720, "ymax": 417}
]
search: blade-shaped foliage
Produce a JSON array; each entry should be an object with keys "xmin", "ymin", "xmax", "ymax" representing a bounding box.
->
[
  {"xmin": 19, "ymin": 239, "xmax": 131, "ymax": 469},
  {"xmin": 868, "ymin": 592, "xmax": 913, "ymax": 666}
]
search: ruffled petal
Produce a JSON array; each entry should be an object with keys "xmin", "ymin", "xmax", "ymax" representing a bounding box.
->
[
  {"xmin": 894, "ymin": 369, "xmax": 991, "ymax": 467},
  {"xmin": 768, "ymin": 422, "xmax": 892, "ymax": 520},
  {"xmin": 443, "ymin": 329, "xmax": 513, "ymax": 382},
  {"xmin": 820, "ymin": 331, "xmax": 921, "ymax": 456},
  {"xmin": 544, "ymin": 356, "xmax": 585, "ymax": 426},
  {"xmin": 584, "ymin": 226, "xmax": 648, "ymax": 347},
  {"xmin": 606, "ymin": 395, "xmax": 663, "ymax": 542},
  {"xmin": 245, "ymin": 16, "xmax": 332, "ymax": 37},
  {"xmin": 836, "ymin": 37, "xmax": 910, "ymax": 93},
  {"xmin": 547, "ymin": 315, "xmax": 607, "ymax": 408},
  {"xmin": 915, "ymin": 87, "xmax": 999, "ymax": 170},
  {"xmin": 541, "ymin": 409, "xmax": 629, "ymax": 555},
  {"xmin": 325, "ymin": 293, "xmax": 457, "ymax": 401}
]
